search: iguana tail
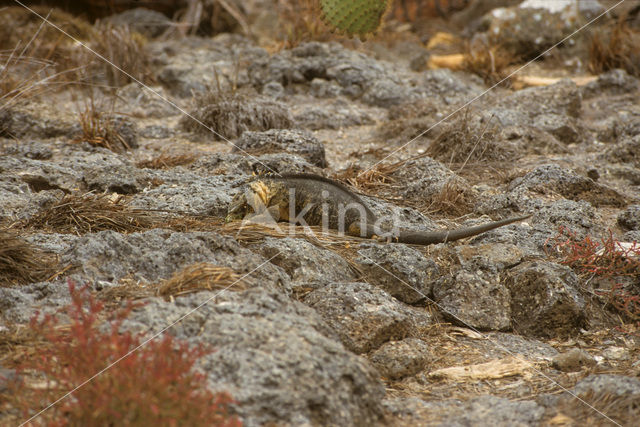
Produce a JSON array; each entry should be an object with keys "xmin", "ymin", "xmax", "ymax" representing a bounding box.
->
[{"xmin": 358, "ymin": 215, "xmax": 531, "ymax": 246}]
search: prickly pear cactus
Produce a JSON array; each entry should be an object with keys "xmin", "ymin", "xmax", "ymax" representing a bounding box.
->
[{"xmin": 320, "ymin": 0, "xmax": 390, "ymax": 38}]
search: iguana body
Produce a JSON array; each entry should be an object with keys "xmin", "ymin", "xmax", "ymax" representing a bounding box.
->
[{"xmin": 226, "ymin": 174, "xmax": 530, "ymax": 245}]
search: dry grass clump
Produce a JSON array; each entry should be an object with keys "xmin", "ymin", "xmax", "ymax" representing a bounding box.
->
[
  {"xmin": 76, "ymin": 21, "xmax": 155, "ymax": 87},
  {"xmin": 589, "ymin": 16, "xmax": 640, "ymax": 77},
  {"xmin": 334, "ymin": 162, "xmax": 401, "ymax": 195},
  {"xmin": 0, "ymin": 231, "xmax": 59, "ymax": 286},
  {"xmin": 0, "ymin": 7, "xmax": 95, "ymax": 69},
  {"xmin": 0, "ymin": 7, "xmax": 154, "ymax": 93},
  {"xmin": 179, "ymin": 86, "xmax": 294, "ymax": 140},
  {"xmin": 422, "ymin": 178, "xmax": 475, "ymax": 216},
  {"xmin": 0, "ymin": 8, "xmax": 91, "ymax": 111},
  {"xmin": 74, "ymin": 99, "xmax": 137, "ymax": 152},
  {"xmin": 16, "ymin": 193, "xmax": 160, "ymax": 235},
  {"xmin": 426, "ymin": 112, "xmax": 515, "ymax": 164},
  {"xmin": 155, "ymin": 263, "xmax": 246, "ymax": 298},
  {"xmin": 136, "ymin": 153, "xmax": 198, "ymax": 169}
]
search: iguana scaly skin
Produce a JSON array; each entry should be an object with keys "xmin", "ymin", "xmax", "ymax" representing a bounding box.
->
[{"xmin": 226, "ymin": 174, "xmax": 530, "ymax": 245}]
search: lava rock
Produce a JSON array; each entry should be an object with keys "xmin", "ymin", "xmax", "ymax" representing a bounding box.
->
[
  {"xmin": 618, "ymin": 204, "xmax": 640, "ymax": 230},
  {"xmin": 506, "ymin": 261, "xmax": 585, "ymax": 338},
  {"xmin": 433, "ymin": 269, "xmax": 511, "ymax": 331},
  {"xmin": 62, "ymin": 229, "xmax": 290, "ymax": 291},
  {"xmin": 122, "ymin": 289, "xmax": 385, "ymax": 426},
  {"xmin": 552, "ymin": 348, "xmax": 597, "ymax": 372},
  {"xmin": 354, "ymin": 242, "xmax": 439, "ymax": 304},
  {"xmin": 369, "ymin": 338, "xmax": 432, "ymax": 379},
  {"xmin": 302, "ymin": 281, "xmax": 432, "ymax": 354},
  {"xmin": 251, "ymin": 237, "xmax": 356, "ymax": 285},
  {"xmin": 234, "ymin": 129, "xmax": 327, "ymax": 168}
]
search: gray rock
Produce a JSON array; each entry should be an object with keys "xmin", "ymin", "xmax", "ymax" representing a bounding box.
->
[
  {"xmin": 451, "ymin": 243, "xmax": 525, "ymax": 272},
  {"xmin": 0, "ymin": 280, "xmax": 73, "ymax": 323},
  {"xmin": 151, "ymin": 35, "xmax": 265, "ymax": 98},
  {"xmin": 104, "ymin": 7, "xmax": 172, "ymax": 38},
  {"xmin": 115, "ymin": 83, "xmax": 179, "ymax": 118},
  {"xmin": 0, "ymin": 106, "xmax": 76, "ymax": 139},
  {"xmin": 572, "ymin": 374, "xmax": 640, "ymax": 397},
  {"xmin": 130, "ymin": 172, "xmax": 233, "ymax": 217},
  {"xmin": 487, "ymin": 80, "xmax": 582, "ymax": 133},
  {"xmin": 24, "ymin": 232, "xmax": 80, "ymax": 254},
  {"xmin": 62, "ymin": 229, "xmax": 290, "ymax": 291},
  {"xmin": 309, "ymin": 77, "xmax": 342, "ymax": 97},
  {"xmin": 293, "ymin": 100, "xmax": 374, "ymax": 130},
  {"xmin": 234, "ymin": 129, "xmax": 327, "ymax": 168},
  {"xmin": 362, "ymin": 79, "xmax": 413, "ymax": 108},
  {"xmin": 623, "ymin": 230, "xmax": 640, "ymax": 242},
  {"xmin": 434, "ymin": 269, "xmax": 511, "ymax": 331},
  {"xmin": 509, "ymin": 164, "xmax": 627, "ymax": 207},
  {"xmin": 481, "ymin": 332, "xmax": 559, "ymax": 361},
  {"xmin": 530, "ymin": 199, "xmax": 601, "ymax": 239},
  {"xmin": 369, "ymin": 338, "xmax": 432, "ymax": 379},
  {"xmin": 482, "ymin": 4, "xmax": 580, "ymax": 60},
  {"xmin": 250, "ymin": 237, "xmax": 356, "ymax": 285},
  {"xmin": 122, "ymin": 289, "xmax": 385, "ymax": 426},
  {"xmin": 532, "ymin": 113, "xmax": 581, "ymax": 144},
  {"xmin": 354, "ymin": 242, "xmax": 438, "ymax": 304},
  {"xmin": 83, "ymin": 163, "xmax": 150, "ymax": 194},
  {"xmin": 303, "ymin": 281, "xmax": 432, "ymax": 354},
  {"xmin": 1, "ymin": 140, "xmax": 53, "ymax": 160},
  {"xmin": 0, "ymin": 156, "xmax": 82, "ymax": 193},
  {"xmin": 618, "ymin": 204, "xmax": 640, "ymax": 230},
  {"xmin": 180, "ymin": 91, "xmax": 294, "ymax": 140},
  {"xmin": 506, "ymin": 261, "xmax": 585, "ymax": 338},
  {"xmin": 581, "ymin": 69, "xmax": 640, "ymax": 99},
  {"xmin": 139, "ymin": 125, "xmax": 174, "ymax": 139},
  {"xmin": 183, "ymin": 152, "xmax": 320, "ymax": 179},
  {"xmin": 442, "ymin": 395, "xmax": 545, "ymax": 427},
  {"xmin": 603, "ymin": 134, "xmax": 640, "ymax": 167},
  {"xmin": 391, "ymin": 156, "xmax": 477, "ymax": 203},
  {"xmin": 552, "ymin": 348, "xmax": 596, "ymax": 372},
  {"xmin": 419, "ymin": 69, "xmax": 485, "ymax": 105}
]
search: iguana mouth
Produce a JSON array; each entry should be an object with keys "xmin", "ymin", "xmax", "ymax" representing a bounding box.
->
[{"xmin": 226, "ymin": 180, "xmax": 273, "ymax": 222}]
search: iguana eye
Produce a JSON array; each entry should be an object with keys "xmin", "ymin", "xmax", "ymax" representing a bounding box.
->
[{"xmin": 227, "ymin": 193, "xmax": 248, "ymax": 216}]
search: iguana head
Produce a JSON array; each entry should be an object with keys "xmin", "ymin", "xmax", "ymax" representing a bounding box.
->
[{"xmin": 225, "ymin": 180, "xmax": 272, "ymax": 222}]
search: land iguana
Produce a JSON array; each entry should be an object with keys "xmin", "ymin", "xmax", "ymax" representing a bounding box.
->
[{"xmin": 226, "ymin": 173, "xmax": 530, "ymax": 245}]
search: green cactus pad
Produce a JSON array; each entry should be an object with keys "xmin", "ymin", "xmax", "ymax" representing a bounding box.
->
[{"xmin": 320, "ymin": 0, "xmax": 390, "ymax": 38}]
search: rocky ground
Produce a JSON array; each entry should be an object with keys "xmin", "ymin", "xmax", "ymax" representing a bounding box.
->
[{"xmin": 1, "ymin": 0, "xmax": 640, "ymax": 425}]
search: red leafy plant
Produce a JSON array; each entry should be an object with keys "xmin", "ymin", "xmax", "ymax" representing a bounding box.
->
[
  {"xmin": 546, "ymin": 227, "xmax": 640, "ymax": 321},
  {"xmin": 5, "ymin": 281, "xmax": 241, "ymax": 427},
  {"xmin": 546, "ymin": 227, "xmax": 640, "ymax": 278}
]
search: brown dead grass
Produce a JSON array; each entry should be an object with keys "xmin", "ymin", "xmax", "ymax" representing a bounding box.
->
[
  {"xmin": 155, "ymin": 263, "xmax": 246, "ymax": 299},
  {"xmin": 426, "ymin": 112, "xmax": 515, "ymax": 164},
  {"xmin": 0, "ymin": 7, "xmax": 154, "ymax": 92},
  {"xmin": 136, "ymin": 153, "xmax": 198, "ymax": 169},
  {"xmin": 76, "ymin": 21, "xmax": 154, "ymax": 87},
  {"xmin": 180, "ymin": 86, "xmax": 293, "ymax": 140},
  {"xmin": 15, "ymin": 193, "xmax": 160, "ymax": 235},
  {"xmin": 73, "ymin": 99, "xmax": 134, "ymax": 152},
  {"xmin": 334, "ymin": 162, "xmax": 401, "ymax": 195},
  {"xmin": 422, "ymin": 179, "xmax": 475, "ymax": 217},
  {"xmin": 0, "ymin": 231, "xmax": 60, "ymax": 286},
  {"xmin": 589, "ymin": 15, "xmax": 640, "ymax": 77}
]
